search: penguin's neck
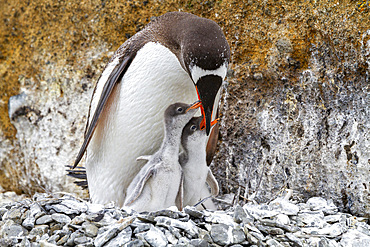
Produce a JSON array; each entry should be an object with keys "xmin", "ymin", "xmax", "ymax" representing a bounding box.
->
[
  {"xmin": 181, "ymin": 136, "xmax": 207, "ymax": 167},
  {"xmin": 159, "ymin": 126, "xmax": 182, "ymax": 163},
  {"xmin": 181, "ymin": 136, "xmax": 208, "ymax": 182}
]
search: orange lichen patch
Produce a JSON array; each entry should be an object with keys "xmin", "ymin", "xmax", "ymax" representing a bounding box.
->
[
  {"xmin": 0, "ymin": 169, "xmax": 21, "ymax": 194},
  {"xmin": 0, "ymin": 1, "xmax": 150, "ymax": 139},
  {"xmin": 1, "ymin": 0, "xmax": 369, "ymax": 137}
]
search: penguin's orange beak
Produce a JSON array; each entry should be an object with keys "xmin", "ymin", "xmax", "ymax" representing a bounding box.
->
[
  {"xmin": 186, "ymin": 100, "xmax": 202, "ymax": 112},
  {"xmin": 211, "ymin": 118, "xmax": 219, "ymax": 127},
  {"xmin": 195, "ymin": 86, "xmax": 207, "ymax": 131},
  {"xmin": 195, "ymin": 75, "xmax": 222, "ymax": 135}
]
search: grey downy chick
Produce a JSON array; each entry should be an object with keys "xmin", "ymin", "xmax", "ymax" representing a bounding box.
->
[
  {"xmin": 180, "ymin": 116, "xmax": 219, "ymax": 210},
  {"xmin": 123, "ymin": 101, "xmax": 201, "ymax": 212}
]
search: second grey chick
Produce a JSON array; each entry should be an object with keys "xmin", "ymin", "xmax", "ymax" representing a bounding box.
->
[{"xmin": 180, "ymin": 116, "xmax": 219, "ymax": 210}]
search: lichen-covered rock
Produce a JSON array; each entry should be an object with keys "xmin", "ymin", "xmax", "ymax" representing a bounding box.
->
[{"xmin": 0, "ymin": 1, "xmax": 369, "ymax": 217}]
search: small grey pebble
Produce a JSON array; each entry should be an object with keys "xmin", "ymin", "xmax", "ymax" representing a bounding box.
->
[
  {"xmin": 35, "ymin": 215, "xmax": 53, "ymax": 225},
  {"xmin": 51, "ymin": 213, "xmax": 71, "ymax": 224},
  {"xmin": 189, "ymin": 238, "xmax": 208, "ymax": 247},
  {"xmin": 124, "ymin": 239, "xmax": 144, "ymax": 247}
]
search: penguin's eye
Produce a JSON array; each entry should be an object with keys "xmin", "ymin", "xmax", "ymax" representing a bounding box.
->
[
  {"xmin": 190, "ymin": 125, "xmax": 197, "ymax": 131},
  {"xmin": 176, "ymin": 107, "xmax": 183, "ymax": 113}
]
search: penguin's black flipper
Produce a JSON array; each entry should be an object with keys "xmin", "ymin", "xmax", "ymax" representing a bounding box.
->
[{"xmin": 73, "ymin": 55, "xmax": 133, "ymax": 168}]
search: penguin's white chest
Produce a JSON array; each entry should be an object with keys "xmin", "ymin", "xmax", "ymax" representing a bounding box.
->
[
  {"xmin": 86, "ymin": 42, "xmax": 198, "ymax": 206},
  {"xmin": 116, "ymin": 42, "xmax": 198, "ymax": 154}
]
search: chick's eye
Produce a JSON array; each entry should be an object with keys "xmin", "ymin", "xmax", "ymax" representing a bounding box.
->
[
  {"xmin": 177, "ymin": 107, "xmax": 183, "ymax": 113},
  {"xmin": 190, "ymin": 125, "xmax": 197, "ymax": 131}
]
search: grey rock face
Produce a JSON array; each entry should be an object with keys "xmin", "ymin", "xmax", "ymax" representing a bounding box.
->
[
  {"xmin": 213, "ymin": 26, "xmax": 370, "ymax": 219},
  {"xmin": 4, "ymin": 71, "xmax": 94, "ymax": 195}
]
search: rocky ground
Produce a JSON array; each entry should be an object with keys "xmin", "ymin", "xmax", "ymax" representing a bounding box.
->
[{"xmin": 0, "ymin": 191, "xmax": 369, "ymax": 247}]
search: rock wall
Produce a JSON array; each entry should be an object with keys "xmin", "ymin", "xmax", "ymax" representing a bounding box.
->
[{"xmin": 0, "ymin": 1, "xmax": 369, "ymax": 216}]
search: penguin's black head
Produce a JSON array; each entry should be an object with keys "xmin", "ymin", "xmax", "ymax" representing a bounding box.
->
[
  {"xmin": 180, "ymin": 16, "xmax": 230, "ymax": 135},
  {"xmin": 150, "ymin": 12, "xmax": 230, "ymax": 135}
]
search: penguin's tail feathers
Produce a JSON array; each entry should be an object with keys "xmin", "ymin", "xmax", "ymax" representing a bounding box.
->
[{"xmin": 65, "ymin": 165, "xmax": 88, "ymax": 190}]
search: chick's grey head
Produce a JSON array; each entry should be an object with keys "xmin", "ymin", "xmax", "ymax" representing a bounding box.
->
[
  {"xmin": 164, "ymin": 102, "xmax": 199, "ymax": 130},
  {"xmin": 181, "ymin": 116, "xmax": 207, "ymax": 149}
]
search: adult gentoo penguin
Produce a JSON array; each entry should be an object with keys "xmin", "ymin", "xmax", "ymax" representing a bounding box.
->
[
  {"xmin": 124, "ymin": 101, "xmax": 201, "ymax": 212},
  {"xmin": 73, "ymin": 12, "xmax": 230, "ymax": 206}
]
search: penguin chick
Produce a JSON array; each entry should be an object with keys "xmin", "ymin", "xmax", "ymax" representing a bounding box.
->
[
  {"xmin": 180, "ymin": 116, "xmax": 219, "ymax": 210},
  {"xmin": 124, "ymin": 101, "xmax": 201, "ymax": 212}
]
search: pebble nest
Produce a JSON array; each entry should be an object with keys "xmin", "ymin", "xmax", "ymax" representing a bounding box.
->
[{"xmin": 0, "ymin": 192, "xmax": 369, "ymax": 247}]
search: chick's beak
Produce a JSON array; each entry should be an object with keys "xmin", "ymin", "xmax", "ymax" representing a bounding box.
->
[
  {"xmin": 195, "ymin": 75, "xmax": 223, "ymax": 135},
  {"xmin": 186, "ymin": 100, "xmax": 202, "ymax": 112}
]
